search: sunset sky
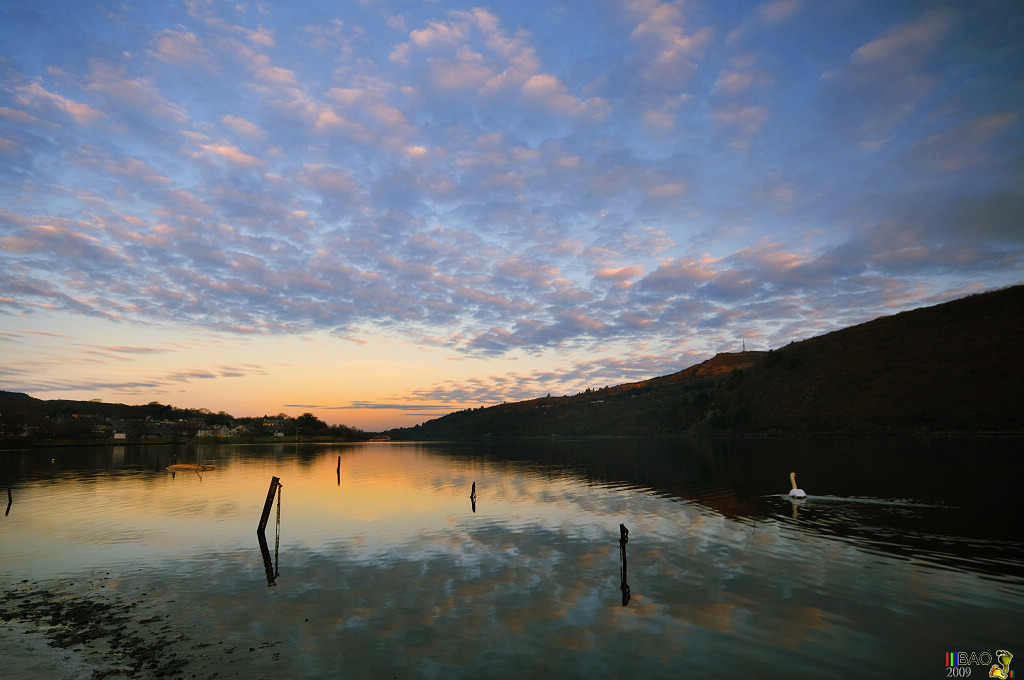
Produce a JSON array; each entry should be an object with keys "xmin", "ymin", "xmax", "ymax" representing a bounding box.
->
[{"xmin": 1, "ymin": 0, "xmax": 1021, "ymax": 430}]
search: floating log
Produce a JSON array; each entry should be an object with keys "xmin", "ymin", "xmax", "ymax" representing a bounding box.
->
[
  {"xmin": 166, "ymin": 463, "xmax": 216, "ymax": 471},
  {"xmin": 257, "ymin": 476, "xmax": 281, "ymax": 533}
]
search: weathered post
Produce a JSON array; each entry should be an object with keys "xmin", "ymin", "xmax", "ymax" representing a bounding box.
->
[
  {"xmin": 5, "ymin": 487, "xmax": 11, "ymax": 516},
  {"xmin": 257, "ymin": 476, "xmax": 281, "ymax": 533},
  {"xmin": 257, "ymin": 530, "xmax": 276, "ymax": 586},
  {"xmin": 619, "ymin": 523, "xmax": 630, "ymax": 606}
]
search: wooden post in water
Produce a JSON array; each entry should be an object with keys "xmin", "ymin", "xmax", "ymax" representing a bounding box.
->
[
  {"xmin": 5, "ymin": 487, "xmax": 11, "ymax": 517},
  {"xmin": 619, "ymin": 523, "xmax": 630, "ymax": 606},
  {"xmin": 257, "ymin": 530, "xmax": 277, "ymax": 586},
  {"xmin": 258, "ymin": 476, "xmax": 281, "ymax": 533}
]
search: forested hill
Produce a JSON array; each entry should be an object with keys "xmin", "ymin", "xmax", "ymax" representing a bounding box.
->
[{"xmin": 395, "ymin": 285, "xmax": 1024, "ymax": 438}]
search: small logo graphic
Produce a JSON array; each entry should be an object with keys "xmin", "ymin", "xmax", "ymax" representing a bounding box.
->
[
  {"xmin": 946, "ymin": 650, "xmax": 1014, "ymax": 678},
  {"xmin": 990, "ymin": 650, "xmax": 1014, "ymax": 679}
]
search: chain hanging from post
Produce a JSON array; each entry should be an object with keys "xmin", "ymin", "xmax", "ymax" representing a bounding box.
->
[{"xmin": 274, "ymin": 481, "xmax": 281, "ymax": 578}]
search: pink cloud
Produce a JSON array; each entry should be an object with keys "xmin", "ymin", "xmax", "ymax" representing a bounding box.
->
[
  {"xmin": 197, "ymin": 141, "xmax": 264, "ymax": 167},
  {"xmin": 906, "ymin": 112, "xmax": 1019, "ymax": 173},
  {"xmin": 150, "ymin": 28, "xmax": 213, "ymax": 67},
  {"xmin": 595, "ymin": 265, "xmax": 645, "ymax": 281},
  {"xmin": 15, "ymin": 82, "xmax": 103, "ymax": 125},
  {"xmin": 222, "ymin": 114, "xmax": 266, "ymax": 139},
  {"xmin": 85, "ymin": 61, "xmax": 188, "ymax": 123},
  {"xmin": 850, "ymin": 9, "xmax": 953, "ymax": 71}
]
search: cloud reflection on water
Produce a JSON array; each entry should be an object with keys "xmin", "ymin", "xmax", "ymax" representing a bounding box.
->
[{"xmin": 2, "ymin": 440, "xmax": 1022, "ymax": 678}]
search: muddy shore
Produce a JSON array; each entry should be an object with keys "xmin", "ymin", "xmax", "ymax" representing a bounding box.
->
[{"xmin": 1, "ymin": 578, "xmax": 281, "ymax": 679}]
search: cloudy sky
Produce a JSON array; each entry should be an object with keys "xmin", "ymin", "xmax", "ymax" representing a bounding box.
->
[{"xmin": 1, "ymin": 0, "xmax": 1021, "ymax": 430}]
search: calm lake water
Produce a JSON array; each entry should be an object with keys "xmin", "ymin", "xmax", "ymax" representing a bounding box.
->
[{"xmin": 1, "ymin": 438, "xmax": 1021, "ymax": 679}]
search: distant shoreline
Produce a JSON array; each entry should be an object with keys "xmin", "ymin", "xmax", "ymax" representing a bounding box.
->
[
  {"xmin": 4, "ymin": 430, "xmax": 1022, "ymax": 453},
  {"xmin": 0, "ymin": 435, "xmax": 375, "ymax": 450}
]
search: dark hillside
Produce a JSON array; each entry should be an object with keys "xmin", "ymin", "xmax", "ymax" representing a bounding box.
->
[
  {"xmin": 400, "ymin": 352, "xmax": 769, "ymax": 439},
  {"xmin": 0, "ymin": 391, "xmax": 35, "ymax": 402},
  {"xmin": 399, "ymin": 285, "xmax": 1024, "ymax": 438},
  {"xmin": 0, "ymin": 393, "xmax": 233, "ymax": 442},
  {"xmin": 725, "ymin": 284, "xmax": 1023, "ymax": 433},
  {"xmin": 0, "ymin": 393, "xmax": 198, "ymax": 422}
]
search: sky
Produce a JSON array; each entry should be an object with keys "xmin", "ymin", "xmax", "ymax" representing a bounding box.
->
[{"xmin": 1, "ymin": 0, "xmax": 1022, "ymax": 431}]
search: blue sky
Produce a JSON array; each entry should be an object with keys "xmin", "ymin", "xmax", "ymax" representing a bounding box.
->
[{"xmin": 1, "ymin": 0, "xmax": 1022, "ymax": 429}]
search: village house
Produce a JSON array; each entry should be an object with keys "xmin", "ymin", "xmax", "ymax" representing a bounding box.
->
[
  {"xmin": 262, "ymin": 418, "xmax": 291, "ymax": 437},
  {"xmin": 196, "ymin": 424, "xmax": 231, "ymax": 438}
]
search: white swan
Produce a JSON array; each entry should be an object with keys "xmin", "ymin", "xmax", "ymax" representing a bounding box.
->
[{"xmin": 789, "ymin": 472, "xmax": 806, "ymax": 498}]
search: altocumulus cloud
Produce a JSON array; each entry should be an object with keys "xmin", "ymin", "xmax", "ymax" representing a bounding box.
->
[{"xmin": 0, "ymin": 0, "xmax": 1022, "ymax": 403}]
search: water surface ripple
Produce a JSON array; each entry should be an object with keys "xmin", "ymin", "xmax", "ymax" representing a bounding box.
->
[{"xmin": 1, "ymin": 438, "xmax": 1020, "ymax": 679}]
